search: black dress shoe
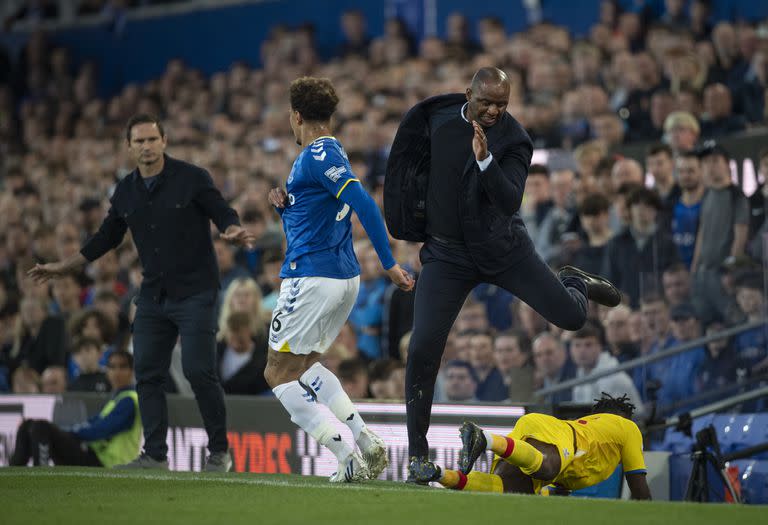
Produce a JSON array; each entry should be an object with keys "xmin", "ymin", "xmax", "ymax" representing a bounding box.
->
[
  {"xmin": 557, "ymin": 265, "xmax": 622, "ymax": 307},
  {"xmin": 407, "ymin": 456, "xmax": 440, "ymax": 484}
]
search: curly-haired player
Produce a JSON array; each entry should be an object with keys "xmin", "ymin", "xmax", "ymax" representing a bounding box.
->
[
  {"xmin": 264, "ymin": 77, "xmax": 414, "ymax": 483},
  {"xmin": 412, "ymin": 393, "xmax": 652, "ymax": 499}
]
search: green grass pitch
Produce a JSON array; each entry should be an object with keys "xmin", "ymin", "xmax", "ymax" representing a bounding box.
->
[{"xmin": 0, "ymin": 468, "xmax": 764, "ymax": 525}]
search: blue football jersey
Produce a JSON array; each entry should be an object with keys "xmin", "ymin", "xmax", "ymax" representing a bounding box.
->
[
  {"xmin": 672, "ymin": 200, "xmax": 702, "ymax": 270},
  {"xmin": 280, "ymin": 136, "xmax": 361, "ymax": 279}
]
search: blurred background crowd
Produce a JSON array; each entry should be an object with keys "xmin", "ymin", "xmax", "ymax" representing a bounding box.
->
[{"xmin": 0, "ymin": 0, "xmax": 767, "ymax": 419}]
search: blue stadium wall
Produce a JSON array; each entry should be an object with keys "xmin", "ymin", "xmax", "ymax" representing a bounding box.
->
[{"xmin": 3, "ymin": 0, "xmax": 768, "ymax": 98}]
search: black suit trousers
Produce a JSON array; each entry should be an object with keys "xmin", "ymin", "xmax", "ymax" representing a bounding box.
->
[{"xmin": 405, "ymin": 239, "xmax": 588, "ymax": 457}]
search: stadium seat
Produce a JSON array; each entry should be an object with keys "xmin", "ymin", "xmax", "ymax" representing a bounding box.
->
[
  {"xmin": 657, "ymin": 414, "xmax": 716, "ymax": 454},
  {"xmin": 730, "ymin": 459, "xmax": 768, "ymax": 504},
  {"xmin": 714, "ymin": 414, "xmax": 768, "ymax": 458}
]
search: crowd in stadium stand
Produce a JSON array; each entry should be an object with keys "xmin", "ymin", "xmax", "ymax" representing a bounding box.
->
[{"xmin": 0, "ymin": 0, "xmax": 767, "ymax": 417}]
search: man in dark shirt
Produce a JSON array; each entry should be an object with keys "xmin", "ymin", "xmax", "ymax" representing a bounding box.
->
[
  {"xmin": 28, "ymin": 114, "xmax": 256, "ymax": 471},
  {"xmin": 385, "ymin": 68, "xmax": 622, "ymax": 481}
]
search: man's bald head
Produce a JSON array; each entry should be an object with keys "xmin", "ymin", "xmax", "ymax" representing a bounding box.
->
[
  {"xmin": 466, "ymin": 67, "xmax": 510, "ymax": 127},
  {"xmin": 470, "ymin": 67, "xmax": 509, "ymax": 91}
]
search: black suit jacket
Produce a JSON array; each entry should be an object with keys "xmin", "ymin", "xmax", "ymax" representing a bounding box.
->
[{"xmin": 384, "ymin": 94, "xmax": 534, "ymax": 274}]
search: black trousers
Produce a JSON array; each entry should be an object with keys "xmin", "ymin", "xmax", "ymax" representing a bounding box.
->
[
  {"xmin": 406, "ymin": 240, "xmax": 588, "ymax": 457},
  {"xmin": 132, "ymin": 289, "xmax": 228, "ymax": 460},
  {"xmin": 10, "ymin": 420, "xmax": 102, "ymax": 466}
]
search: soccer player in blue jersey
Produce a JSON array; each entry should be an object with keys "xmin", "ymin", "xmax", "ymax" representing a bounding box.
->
[{"xmin": 264, "ymin": 77, "xmax": 414, "ymax": 483}]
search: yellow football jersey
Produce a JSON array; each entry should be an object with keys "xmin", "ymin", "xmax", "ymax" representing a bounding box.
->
[{"xmin": 491, "ymin": 412, "xmax": 646, "ymax": 493}]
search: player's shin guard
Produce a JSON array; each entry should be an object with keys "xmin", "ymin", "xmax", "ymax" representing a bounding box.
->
[
  {"xmin": 485, "ymin": 432, "xmax": 543, "ymax": 476},
  {"xmin": 440, "ymin": 469, "xmax": 503, "ymax": 493},
  {"xmin": 273, "ymin": 380, "xmax": 353, "ymax": 462},
  {"xmin": 300, "ymin": 362, "xmax": 365, "ymax": 440}
]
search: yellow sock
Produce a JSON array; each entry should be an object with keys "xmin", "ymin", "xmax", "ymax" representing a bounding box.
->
[
  {"xmin": 465, "ymin": 472, "xmax": 504, "ymax": 493},
  {"xmin": 439, "ymin": 469, "xmax": 503, "ymax": 493},
  {"xmin": 488, "ymin": 434, "xmax": 543, "ymax": 476},
  {"xmin": 439, "ymin": 469, "xmax": 460, "ymax": 488}
]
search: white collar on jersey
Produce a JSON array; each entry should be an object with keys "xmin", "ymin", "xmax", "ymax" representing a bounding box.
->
[{"xmin": 461, "ymin": 102, "xmax": 470, "ymax": 123}]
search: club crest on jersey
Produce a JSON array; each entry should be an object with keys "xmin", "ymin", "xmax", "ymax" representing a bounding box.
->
[
  {"xmin": 336, "ymin": 203, "xmax": 350, "ymax": 221},
  {"xmin": 324, "ymin": 165, "xmax": 347, "ymax": 183}
]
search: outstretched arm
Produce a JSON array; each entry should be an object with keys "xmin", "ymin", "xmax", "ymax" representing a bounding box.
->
[{"xmin": 339, "ymin": 182, "xmax": 414, "ymax": 292}]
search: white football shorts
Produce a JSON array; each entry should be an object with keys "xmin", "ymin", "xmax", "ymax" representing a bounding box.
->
[{"xmin": 268, "ymin": 276, "xmax": 360, "ymax": 355}]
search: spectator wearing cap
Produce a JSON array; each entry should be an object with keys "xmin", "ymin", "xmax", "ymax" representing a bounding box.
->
[
  {"xmin": 571, "ymin": 192, "xmax": 613, "ymax": 275},
  {"xmin": 695, "ymin": 318, "xmax": 741, "ymax": 398},
  {"xmin": 663, "ymin": 111, "xmax": 700, "ymax": 155},
  {"xmin": 732, "ymin": 272, "xmax": 768, "ymax": 375},
  {"xmin": 691, "ymin": 141, "xmax": 749, "ymax": 323},
  {"xmin": 442, "ymin": 359, "xmax": 479, "ymax": 403},
  {"xmin": 700, "ymin": 83, "xmax": 747, "ymax": 139},
  {"xmin": 657, "ymin": 302, "xmax": 706, "ymax": 414},
  {"xmin": 605, "ymin": 187, "xmax": 679, "ymax": 307},
  {"xmin": 672, "ymin": 152, "xmax": 706, "ymax": 269}
]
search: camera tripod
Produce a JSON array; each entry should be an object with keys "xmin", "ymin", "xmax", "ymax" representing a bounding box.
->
[{"xmin": 683, "ymin": 425, "xmax": 741, "ymax": 503}]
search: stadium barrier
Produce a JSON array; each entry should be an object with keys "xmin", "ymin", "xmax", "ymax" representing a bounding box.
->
[
  {"xmin": 534, "ymin": 320, "xmax": 767, "ymax": 400},
  {"xmin": 0, "ymin": 394, "xmax": 524, "ymax": 479}
]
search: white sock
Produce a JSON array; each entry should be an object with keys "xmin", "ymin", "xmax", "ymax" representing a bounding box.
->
[
  {"xmin": 273, "ymin": 381, "xmax": 352, "ymax": 462},
  {"xmin": 483, "ymin": 430, "xmax": 495, "ymax": 450},
  {"xmin": 300, "ymin": 362, "xmax": 366, "ymax": 441}
]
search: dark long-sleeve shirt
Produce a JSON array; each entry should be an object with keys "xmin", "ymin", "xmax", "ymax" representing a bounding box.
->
[
  {"xmin": 81, "ymin": 155, "xmax": 240, "ymax": 299},
  {"xmin": 71, "ymin": 387, "xmax": 136, "ymax": 442}
]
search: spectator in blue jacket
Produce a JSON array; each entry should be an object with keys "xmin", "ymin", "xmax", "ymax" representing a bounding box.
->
[
  {"xmin": 468, "ymin": 331, "xmax": 508, "ymax": 401},
  {"xmin": 349, "ymin": 241, "xmax": 390, "ymax": 360},
  {"xmin": 657, "ymin": 303, "xmax": 706, "ymax": 415},
  {"xmin": 733, "ymin": 271, "xmax": 767, "ymax": 375},
  {"xmin": 695, "ymin": 319, "xmax": 741, "ymax": 399}
]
